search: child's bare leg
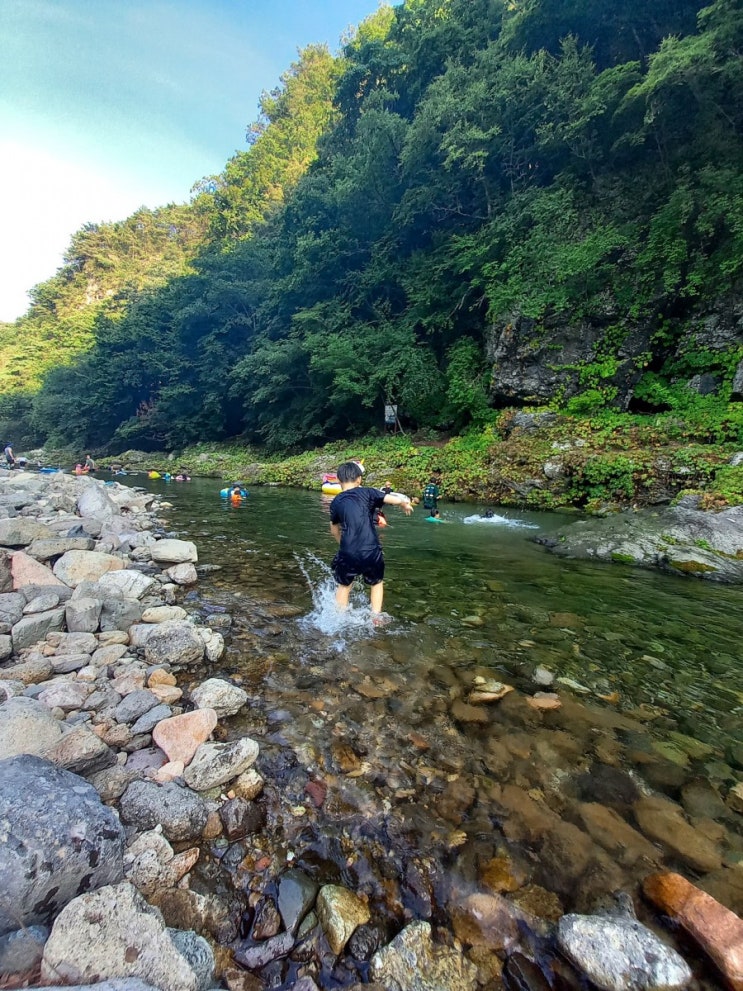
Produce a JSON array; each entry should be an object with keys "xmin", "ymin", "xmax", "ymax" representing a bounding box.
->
[
  {"xmin": 335, "ymin": 584, "xmax": 352, "ymax": 610},
  {"xmin": 370, "ymin": 581, "xmax": 384, "ymax": 614}
]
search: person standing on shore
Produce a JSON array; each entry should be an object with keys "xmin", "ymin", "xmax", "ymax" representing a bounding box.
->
[
  {"xmin": 329, "ymin": 460, "xmax": 413, "ymax": 622},
  {"xmin": 3, "ymin": 443, "xmax": 15, "ymax": 468}
]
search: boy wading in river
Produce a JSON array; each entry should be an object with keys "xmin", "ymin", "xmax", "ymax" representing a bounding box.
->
[{"xmin": 329, "ymin": 461, "xmax": 413, "ymax": 622}]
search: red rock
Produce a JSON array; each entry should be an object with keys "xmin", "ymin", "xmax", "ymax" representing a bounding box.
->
[
  {"xmin": 305, "ymin": 780, "xmax": 327, "ymax": 808},
  {"xmin": 152, "ymin": 708, "xmax": 218, "ymax": 766},
  {"xmin": 644, "ymin": 871, "xmax": 743, "ymax": 991}
]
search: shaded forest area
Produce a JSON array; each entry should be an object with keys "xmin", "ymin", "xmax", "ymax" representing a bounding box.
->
[{"xmin": 1, "ymin": 0, "xmax": 742, "ymax": 455}]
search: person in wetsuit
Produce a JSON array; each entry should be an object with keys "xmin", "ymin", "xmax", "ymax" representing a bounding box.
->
[{"xmin": 329, "ymin": 461, "xmax": 413, "ymax": 620}]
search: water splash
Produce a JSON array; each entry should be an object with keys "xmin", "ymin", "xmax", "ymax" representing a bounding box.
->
[
  {"xmin": 294, "ymin": 552, "xmax": 383, "ymax": 640},
  {"xmin": 463, "ymin": 513, "xmax": 539, "ymax": 528}
]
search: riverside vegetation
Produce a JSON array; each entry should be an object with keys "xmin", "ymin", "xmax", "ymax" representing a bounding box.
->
[{"xmin": 1, "ymin": 0, "xmax": 742, "ymax": 479}]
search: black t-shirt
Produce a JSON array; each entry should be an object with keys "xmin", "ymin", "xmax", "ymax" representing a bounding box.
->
[{"xmin": 330, "ymin": 487, "xmax": 385, "ymax": 558}]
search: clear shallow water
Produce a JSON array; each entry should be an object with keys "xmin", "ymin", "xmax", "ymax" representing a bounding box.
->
[
  {"xmin": 129, "ymin": 475, "xmax": 743, "ymax": 954},
  {"xmin": 144, "ymin": 476, "xmax": 743, "ymax": 751}
]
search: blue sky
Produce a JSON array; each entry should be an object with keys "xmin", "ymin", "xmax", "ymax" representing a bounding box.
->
[{"xmin": 0, "ymin": 0, "xmax": 388, "ymax": 321}]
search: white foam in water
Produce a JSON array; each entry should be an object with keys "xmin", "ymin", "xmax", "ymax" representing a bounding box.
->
[
  {"xmin": 463, "ymin": 514, "xmax": 539, "ymax": 528},
  {"xmin": 294, "ymin": 552, "xmax": 382, "ymax": 640}
]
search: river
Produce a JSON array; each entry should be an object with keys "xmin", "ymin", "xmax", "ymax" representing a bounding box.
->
[{"xmin": 130, "ymin": 474, "xmax": 743, "ymax": 981}]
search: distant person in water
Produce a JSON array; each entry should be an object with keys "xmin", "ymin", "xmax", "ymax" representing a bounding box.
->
[
  {"xmin": 483, "ymin": 509, "xmax": 495, "ymax": 518},
  {"xmin": 329, "ymin": 460, "xmax": 413, "ymax": 622},
  {"xmin": 422, "ymin": 475, "xmax": 440, "ymax": 514},
  {"xmin": 84, "ymin": 454, "xmax": 96, "ymax": 472},
  {"xmin": 425, "ymin": 509, "xmax": 445, "ymax": 523},
  {"xmin": 230, "ymin": 485, "xmax": 244, "ymax": 504}
]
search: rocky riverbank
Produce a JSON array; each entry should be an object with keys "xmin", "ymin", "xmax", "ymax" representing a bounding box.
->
[
  {"xmin": 538, "ymin": 496, "xmax": 743, "ymax": 582},
  {"xmin": 1, "ymin": 467, "xmax": 743, "ymax": 991}
]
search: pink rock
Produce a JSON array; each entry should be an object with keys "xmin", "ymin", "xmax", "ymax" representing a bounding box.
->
[
  {"xmin": 11, "ymin": 551, "xmax": 66, "ymax": 589},
  {"xmin": 152, "ymin": 709, "xmax": 218, "ymax": 766},
  {"xmin": 644, "ymin": 872, "xmax": 743, "ymax": 991},
  {"xmin": 111, "ymin": 671, "xmax": 147, "ymax": 695},
  {"xmin": 526, "ymin": 692, "xmax": 562, "ymax": 711},
  {"xmin": 151, "ymin": 760, "xmax": 186, "ymax": 783}
]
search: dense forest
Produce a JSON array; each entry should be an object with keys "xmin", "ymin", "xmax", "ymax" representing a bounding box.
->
[{"xmin": 2, "ymin": 0, "xmax": 742, "ymax": 456}]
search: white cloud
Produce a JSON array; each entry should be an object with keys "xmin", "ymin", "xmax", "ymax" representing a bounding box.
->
[{"xmin": 0, "ymin": 140, "xmax": 197, "ymax": 322}]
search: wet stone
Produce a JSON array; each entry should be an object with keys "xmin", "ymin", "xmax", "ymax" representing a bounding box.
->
[
  {"xmin": 634, "ymin": 795, "xmax": 723, "ymax": 873},
  {"xmin": 510, "ymin": 884, "xmax": 564, "ymax": 923},
  {"xmin": 450, "ymin": 892, "xmax": 521, "ymax": 952},
  {"xmin": 278, "ymin": 869, "xmax": 319, "ymax": 934},
  {"xmin": 644, "ymin": 871, "xmax": 743, "ymax": 991},
  {"xmin": 557, "ymin": 913, "xmax": 692, "ymax": 991},
  {"xmin": 252, "ymin": 897, "xmax": 281, "ymax": 940},
  {"xmin": 219, "ymin": 796, "xmax": 265, "ymax": 840},
  {"xmin": 233, "ymin": 930, "xmax": 294, "ymax": 970},
  {"xmin": 577, "ymin": 763, "xmax": 641, "ymax": 812},
  {"xmin": 316, "ymin": 884, "xmax": 371, "ymax": 956},
  {"xmin": 370, "ymin": 920, "xmax": 478, "ymax": 991},
  {"xmin": 681, "ymin": 778, "xmax": 729, "ymax": 820}
]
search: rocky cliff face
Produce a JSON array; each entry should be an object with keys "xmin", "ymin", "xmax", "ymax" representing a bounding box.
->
[{"xmin": 486, "ymin": 293, "xmax": 743, "ymax": 409}]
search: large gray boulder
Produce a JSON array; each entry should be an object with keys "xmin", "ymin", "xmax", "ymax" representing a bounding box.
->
[
  {"xmin": 0, "ymin": 755, "xmax": 125, "ymax": 936},
  {"xmin": 11, "ymin": 606, "xmax": 66, "ymax": 651},
  {"xmin": 96, "ymin": 570, "xmax": 157, "ymax": 600},
  {"xmin": 144, "ymin": 620, "xmax": 204, "ymax": 667},
  {"xmin": 53, "ymin": 550, "xmax": 124, "ymax": 587},
  {"xmin": 100, "ymin": 594, "xmax": 143, "ymax": 632},
  {"xmin": 119, "ymin": 780, "xmax": 208, "ymax": 842},
  {"xmin": 0, "ymin": 518, "xmax": 55, "ymax": 547},
  {"xmin": 65, "ymin": 596, "xmax": 103, "ymax": 633},
  {"xmin": 0, "ymin": 696, "xmax": 64, "ymax": 759},
  {"xmin": 150, "ymin": 539, "xmax": 198, "ymax": 565},
  {"xmin": 540, "ymin": 504, "xmax": 743, "ymax": 583},
  {"xmin": 40, "ymin": 882, "xmax": 213, "ymax": 991},
  {"xmin": 190, "ymin": 678, "xmax": 248, "ymax": 718},
  {"xmin": 77, "ymin": 484, "xmax": 118, "ymax": 522}
]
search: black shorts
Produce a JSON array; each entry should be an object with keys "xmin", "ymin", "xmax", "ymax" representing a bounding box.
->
[{"xmin": 332, "ymin": 549, "xmax": 384, "ymax": 587}]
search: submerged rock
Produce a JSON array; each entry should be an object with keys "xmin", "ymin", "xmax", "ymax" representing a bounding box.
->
[
  {"xmin": 370, "ymin": 920, "xmax": 478, "ymax": 991},
  {"xmin": 643, "ymin": 872, "xmax": 743, "ymax": 991}
]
